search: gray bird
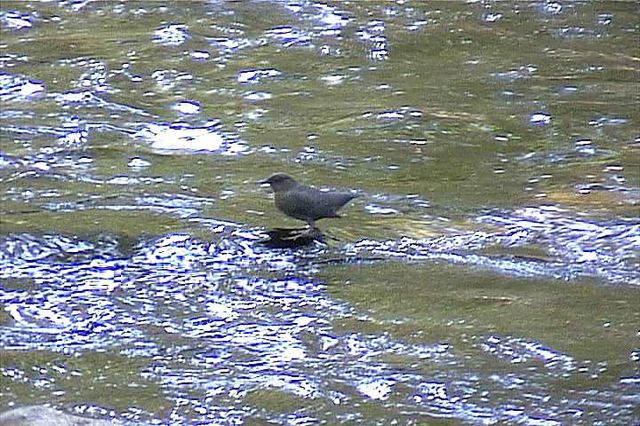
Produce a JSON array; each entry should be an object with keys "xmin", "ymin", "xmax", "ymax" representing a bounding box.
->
[{"xmin": 259, "ymin": 173, "xmax": 358, "ymax": 229}]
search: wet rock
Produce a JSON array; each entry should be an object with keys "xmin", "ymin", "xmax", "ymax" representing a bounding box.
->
[
  {"xmin": 259, "ymin": 227, "xmax": 325, "ymax": 248},
  {"xmin": 0, "ymin": 405, "xmax": 117, "ymax": 426}
]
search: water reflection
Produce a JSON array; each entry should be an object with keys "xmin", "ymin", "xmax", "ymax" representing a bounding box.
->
[
  {"xmin": 0, "ymin": 10, "xmax": 34, "ymax": 31},
  {"xmin": 134, "ymin": 122, "xmax": 247, "ymax": 155},
  {"xmin": 1, "ymin": 208, "xmax": 638, "ymax": 423},
  {"xmin": 237, "ymin": 68, "xmax": 282, "ymax": 84},
  {"xmin": 0, "ymin": 73, "xmax": 45, "ymax": 102},
  {"xmin": 1, "ymin": 0, "xmax": 638, "ymax": 424},
  {"xmin": 152, "ymin": 24, "xmax": 190, "ymax": 47}
]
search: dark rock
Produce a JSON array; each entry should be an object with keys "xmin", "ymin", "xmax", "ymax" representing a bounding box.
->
[{"xmin": 258, "ymin": 227, "xmax": 325, "ymax": 248}]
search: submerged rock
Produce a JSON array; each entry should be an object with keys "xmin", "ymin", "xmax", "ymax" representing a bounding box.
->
[
  {"xmin": 0, "ymin": 405, "xmax": 117, "ymax": 426},
  {"xmin": 259, "ymin": 227, "xmax": 325, "ymax": 248}
]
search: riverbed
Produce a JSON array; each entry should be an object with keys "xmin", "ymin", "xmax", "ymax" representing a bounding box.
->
[{"xmin": 1, "ymin": 1, "xmax": 638, "ymax": 424}]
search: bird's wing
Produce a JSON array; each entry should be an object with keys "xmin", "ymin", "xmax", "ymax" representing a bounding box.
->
[
  {"xmin": 276, "ymin": 189, "xmax": 317, "ymax": 220},
  {"xmin": 324, "ymin": 192, "xmax": 358, "ymax": 211},
  {"xmin": 303, "ymin": 188, "xmax": 356, "ymax": 216},
  {"xmin": 278, "ymin": 186, "xmax": 357, "ymax": 220}
]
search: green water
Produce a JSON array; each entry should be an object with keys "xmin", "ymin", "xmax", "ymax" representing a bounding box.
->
[{"xmin": 0, "ymin": 1, "xmax": 638, "ymax": 424}]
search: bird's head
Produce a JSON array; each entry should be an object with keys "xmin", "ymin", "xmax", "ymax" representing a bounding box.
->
[{"xmin": 259, "ymin": 173, "xmax": 299, "ymax": 192}]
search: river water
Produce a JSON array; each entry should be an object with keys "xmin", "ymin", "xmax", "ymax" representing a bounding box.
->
[{"xmin": 0, "ymin": 1, "xmax": 638, "ymax": 425}]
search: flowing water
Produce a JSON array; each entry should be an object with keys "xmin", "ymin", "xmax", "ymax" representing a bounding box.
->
[{"xmin": 0, "ymin": 1, "xmax": 638, "ymax": 425}]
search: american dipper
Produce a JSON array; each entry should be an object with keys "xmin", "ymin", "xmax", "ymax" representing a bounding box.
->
[{"xmin": 259, "ymin": 173, "xmax": 358, "ymax": 229}]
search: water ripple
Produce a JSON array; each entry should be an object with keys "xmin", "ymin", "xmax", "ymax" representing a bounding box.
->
[
  {"xmin": 54, "ymin": 90, "xmax": 152, "ymax": 116},
  {"xmin": 0, "ymin": 10, "xmax": 35, "ymax": 31},
  {"xmin": 0, "ymin": 73, "xmax": 45, "ymax": 102},
  {"xmin": 237, "ymin": 68, "xmax": 282, "ymax": 84},
  {"xmin": 476, "ymin": 207, "xmax": 640, "ymax": 284},
  {"xmin": 357, "ymin": 19, "xmax": 389, "ymax": 61},
  {"xmin": 208, "ymin": 36, "xmax": 258, "ymax": 56},
  {"xmin": 0, "ymin": 223, "xmax": 636, "ymax": 423},
  {"xmin": 481, "ymin": 335, "xmax": 576, "ymax": 372},
  {"xmin": 346, "ymin": 206, "xmax": 639, "ymax": 285},
  {"xmin": 59, "ymin": 57, "xmax": 112, "ymax": 93},
  {"xmin": 172, "ymin": 100, "xmax": 201, "ymax": 115},
  {"xmin": 265, "ymin": 25, "xmax": 312, "ymax": 48},
  {"xmin": 152, "ymin": 24, "xmax": 190, "ymax": 47}
]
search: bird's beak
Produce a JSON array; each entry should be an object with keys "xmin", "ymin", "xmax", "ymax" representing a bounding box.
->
[{"xmin": 257, "ymin": 178, "xmax": 271, "ymax": 188}]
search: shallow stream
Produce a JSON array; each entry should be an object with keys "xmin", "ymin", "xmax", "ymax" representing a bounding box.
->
[{"xmin": 1, "ymin": 1, "xmax": 638, "ymax": 425}]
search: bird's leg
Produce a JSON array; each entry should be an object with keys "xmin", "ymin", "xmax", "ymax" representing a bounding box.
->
[
  {"xmin": 284, "ymin": 220, "xmax": 319, "ymax": 241},
  {"xmin": 300, "ymin": 219, "xmax": 321, "ymax": 236},
  {"xmin": 303, "ymin": 220, "xmax": 324, "ymax": 239},
  {"xmin": 281, "ymin": 220, "xmax": 312, "ymax": 241}
]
